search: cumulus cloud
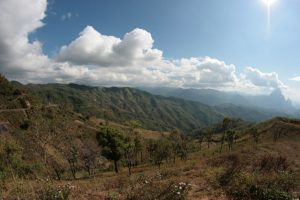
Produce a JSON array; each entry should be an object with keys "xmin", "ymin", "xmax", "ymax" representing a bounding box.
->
[
  {"xmin": 243, "ymin": 67, "xmax": 285, "ymax": 89},
  {"xmin": 0, "ymin": 0, "xmax": 49, "ymax": 77},
  {"xmin": 57, "ymin": 26, "xmax": 163, "ymax": 67},
  {"xmin": 0, "ymin": 0, "xmax": 293, "ymax": 100},
  {"xmin": 56, "ymin": 25, "xmax": 238, "ymax": 88}
]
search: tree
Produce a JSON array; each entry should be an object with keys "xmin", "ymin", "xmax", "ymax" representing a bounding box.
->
[
  {"xmin": 226, "ymin": 130, "xmax": 236, "ymax": 150},
  {"xmin": 250, "ymin": 127, "xmax": 259, "ymax": 144},
  {"xmin": 273, "ymin": 124, "xmax": 283, "ymax": 142},
  {"xmin": 126, "ymin": 120, "xmax": 141, "ymax": 135},
  {"xmin": 147, "ymin": 139, "xmax": 171, "ymax": 168},
  {"xmin": 199, "ymin": 134, "xmax": 205, "ymax": 151},
  {"xmin": 96, "ymin": 127, "xmax": 125, "ymax": 173},
  {"xmin": 205, "ymin": 129, "xmax": 213, "ymax": 149},
  {"xmin": 126, "ymin": 120, "xmax": 143, "ymax": 165},
  {"xmin": 194, "ymin": 129, "xmax": 205, "ymax": 151},
  {"xmin": 168, "ymin": 129, "xmax": 182, "ymax": 163},
  {"xmin": 65, "ymin": 145, "xmax": 79, "ymax": 179},
  {"xmin": 123, "ymin": 137, "xmax": 135, "ymax": 175},
  {"xmin": 47, "ymin": 156, "xmax": 66, "ymax": 180},
  {"xmin": 133, "ymin": 136, "xmax": 143, "ymax": 165},
  {"xmin": 220, "ymin": 118, "xmax": 233, "ymax": 153},
  {"xmin": 81, "ymin": 146, "xmax": 98, "ymax": 177}
]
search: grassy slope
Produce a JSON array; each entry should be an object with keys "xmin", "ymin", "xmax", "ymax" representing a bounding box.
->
[{"xmin": 2, "ymin": 117, "xmax": 298, "ymax": 199}]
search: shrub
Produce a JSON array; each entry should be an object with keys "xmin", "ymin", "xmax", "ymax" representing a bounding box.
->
[
  {"xmin": 216, "ymin": 168, "xmax": 295, "ymax": 200},
  {"xmin": 35, "ymin": 182, "xmax": 73, "ymax": 200},
  {"xmin": 20, "ymin": 120, "xmax": 30, "ymax": 130},
  {"xmin": 125, "ymin": 174, "xmax": 191, "ymax": 200},
  {"xmin": 249, "ymin": 185, "xmax": 292, "ymax": 200},
  {"xmin": 257, "ymin": 154, "xmax": 288, "ymax": 172}
]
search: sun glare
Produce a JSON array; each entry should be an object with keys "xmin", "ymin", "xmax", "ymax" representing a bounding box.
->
[{"xmin": 262, "ymin": 0, "xmax": 277, "ymax": 6}]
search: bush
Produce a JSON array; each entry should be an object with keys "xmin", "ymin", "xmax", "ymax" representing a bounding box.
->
[
  {"xmin": 125, "ymin": 173, "xmax": 191, "ymax": 200},
  {"xmin": 20, "ymin": 120, "xmax": 30, "ymax": 130},
  {"xmin": 249, "ymin": 185, "xmax": 292, "ymax": 200},
  {"xmin": 35, "ymin": 182, "xmax": 73, "ymax": 200},
  {"xmin": 257, "ymin": 154, "xmax": 288, "ymax": 172},
  {"xmin": 217, "ymin": 169, "xmax": 295, "ymax": 200}
]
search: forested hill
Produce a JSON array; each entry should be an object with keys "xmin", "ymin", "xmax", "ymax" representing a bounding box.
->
[
  {"xmin": 15, "ymin": 82, "xmax": 285, "ymax": 131},
  {"xmin": 22, "ymin": 83, "xmax": 222, "ymax": 131}
]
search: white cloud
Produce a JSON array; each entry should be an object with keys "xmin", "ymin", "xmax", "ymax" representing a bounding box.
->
[
  {"xmin": 57, "ymin": 26, "xmax": 163, "ymax": 67},
  {"xmin": 243, "ymin": 67, "xmax": 285, "ymax": 89},
  {"xmin": 0, "ymin": 0, "xmax": 298, "ymax": 101},
  {"xmin": 0, "ymin": 0, "xmax": 49, "ymax": 77},
  {"xmin": 56, "ymin": 26, "xmax": 238, "ymax": 88},
  {"xmin": 290, "ymin": 76, "xmax": 300, "ymax": 81}
]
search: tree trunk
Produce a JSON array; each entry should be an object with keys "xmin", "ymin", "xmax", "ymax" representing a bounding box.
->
[
  {"xmin": 128, "ymin": 163, "xmax": 132, "ymax": 175},
  {"xmin": 54, "ymin": 168, "xmax": 61, "ymax": 180},
  {"xmin": 114, "ymin": 160, "xmax": 119, "ymax": 173}
]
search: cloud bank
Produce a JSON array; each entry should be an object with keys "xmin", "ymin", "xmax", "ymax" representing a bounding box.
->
[{"xmin": 0, "ymin": 0, "xmax": 293, "ymax": 99}]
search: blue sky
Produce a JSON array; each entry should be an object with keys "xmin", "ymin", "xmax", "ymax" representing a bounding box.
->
[
  {"xmin": 0, "ymin": 0, "xmax": 300, "ymax": 102},
  {"xmin": 34, "ymin": 0, "xmax": 300, "ymax": 80}
]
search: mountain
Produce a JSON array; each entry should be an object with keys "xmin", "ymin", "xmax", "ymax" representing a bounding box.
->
[
  {"xmin": 245, "ymin": 89, "xmax": 294, "ymax": 113},
  {"xmin": 12, "ymin": 83, "xmax": 284, "ymax": 131},
  {"xmin": 142, "ymin": 87, "xmax": 295, "ymax": 114},
  {"xmin": 23, "ymin": 83, "xmax": 223, "ymax": 131},
  {"xmin": 0, "ymin": 72, "xmax": 286, "ymax": 131}
]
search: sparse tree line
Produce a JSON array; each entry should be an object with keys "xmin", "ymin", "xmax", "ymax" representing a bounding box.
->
[
  {"xmin": 0, "ymin": 114, "xmax": 287, "ymax": 187},
  {"xmin": 96, "ymin": 124, "xmax": 190, "ymax": 175},
  {"xmin": 0, "ymin": 117, "xmax": 193, "ymax": 186},
  {"xmin": 196, "ymin": 117, "xmax": 287, "ymax": 155}
]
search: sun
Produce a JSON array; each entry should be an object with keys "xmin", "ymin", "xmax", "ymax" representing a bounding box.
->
[{"xmin": 262, "ymin": 0, "xmax": 277, "ymax": 6}]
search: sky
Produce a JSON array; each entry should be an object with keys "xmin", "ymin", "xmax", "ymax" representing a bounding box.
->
[{"xmin": 0, "ymin": 0, "xmax": 300, "ymax": 103}]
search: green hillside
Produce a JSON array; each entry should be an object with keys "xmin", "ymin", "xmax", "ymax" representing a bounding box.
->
[
  {"xmin": 15, "ymin": 83, "xmax": 284, "ymax": 132},
  {"xmin": 22, "ymin": 83, "xmax": 222, "ymax": 131}
]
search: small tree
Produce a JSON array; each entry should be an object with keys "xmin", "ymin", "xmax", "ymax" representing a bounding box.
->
[
  {"xmin": 133, "ymin": 136, "xmax": 143, "ymax": 165},
  {"xmin": 96, "ymin": 127, "xmax": 125, "ymax": 173},
  {"xmin": 199, "ymin": 134, "xmax": 205, "ymax": 151},
  {"xmin": 123, "ymin": 137, "xmax": 135, "ymax": 175},
  {"xmin": 226, "ymin": 130, "xmax": 236, "ymax": 151},
  {"xmin": 220, "ymin": 118, "xmax": 233, "ymax": 153},
  {"xmin": 147, "ymin": 139, "xmax": 171, "ymax": 168},
  {"xmin": 65, "ymin": 145, "xmax": 79, "ymax": 179},
  {"xmin": 168, "ymin": 129, "xmax": 182, "ymax": 163},
  {"xmin": 81, "ymin": 146, "xmax": 97, "ymax": 177},
  {"xmin": 250, "ymin": 127, "xmax": 259, "ymax": 144},
  {"xmin": 205, "ymin": 129, "xmax": 213, "ymax": 149},
  {"xmin": 47, "ymin": 156, "xmax": 66, "ymax": 180},
  {"xmin": 126, "ymin": 120, "xmax": 141, "ymax": 135},
  {"xmin": 273, "ymin": 125, "xmax": 283, "ymax": 142}
]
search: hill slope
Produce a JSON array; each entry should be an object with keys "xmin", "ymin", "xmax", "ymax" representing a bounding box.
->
[
  {"xmin": 19, "ymin": 83, "xmax": 285, "ymax": 131},
  {"xmin": 24, "ymin": 84, "xmax": 223, "ymax": 131}
]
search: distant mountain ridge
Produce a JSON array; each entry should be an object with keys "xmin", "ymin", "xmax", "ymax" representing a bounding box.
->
[{"xmin": 142, "ymin": 87, "xmax": 295, "ymax": 114}]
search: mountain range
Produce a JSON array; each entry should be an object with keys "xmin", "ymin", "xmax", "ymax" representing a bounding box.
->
[
  {"xmin": 142, "ymin": 87, "xmax": 295, "ymax": 114},
  {"xmin": 16, "ymin": 83, "xmax": 286, "ymax": 131},
  {"xmin": 0, "ymin": 73, "xmax": 290, "ymax": 131}
]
